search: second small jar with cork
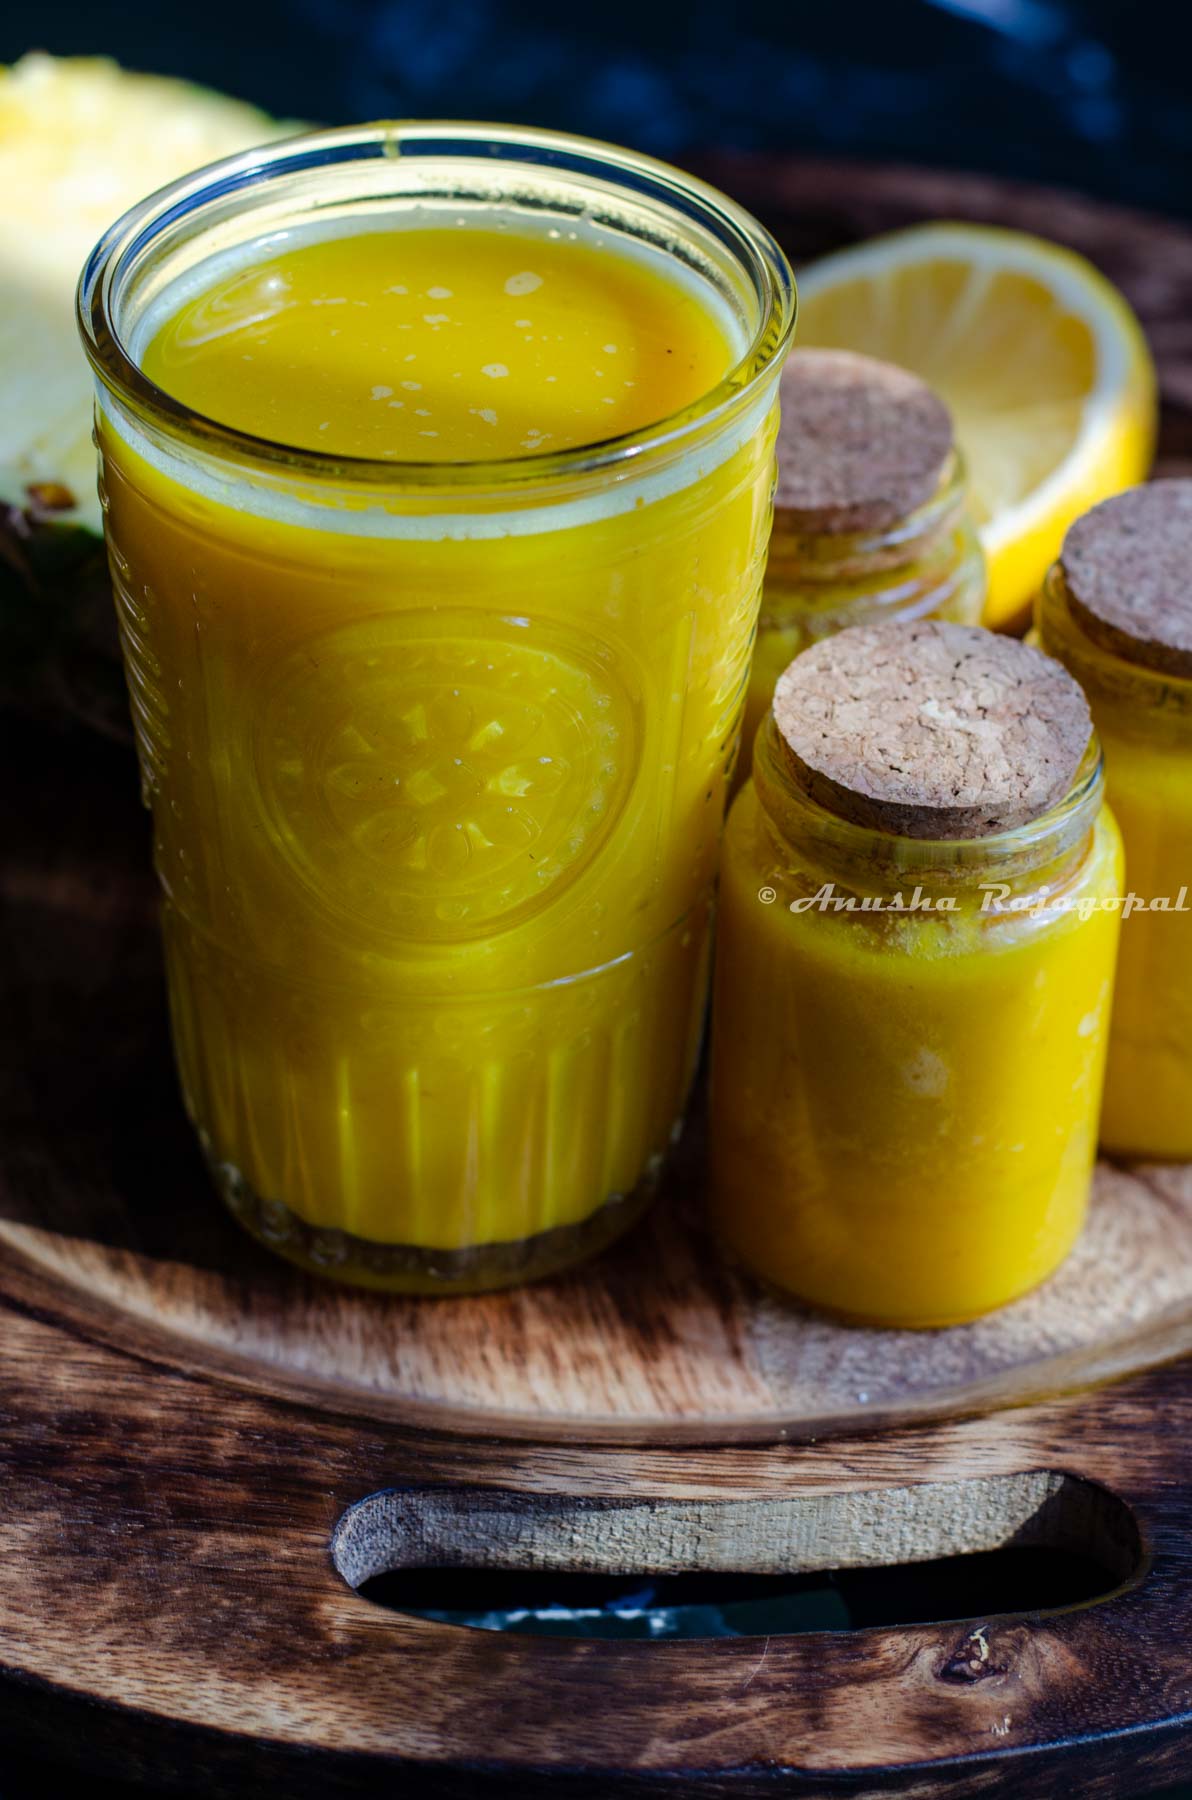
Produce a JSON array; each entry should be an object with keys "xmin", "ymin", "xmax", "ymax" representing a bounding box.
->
[
  {"xmin": 739, "ymin": 349, "xmax": 986, "ymax": 772},
  {"xmin": 711, "ymin": 619, "xmax": 1122, "ymax": 1327}
]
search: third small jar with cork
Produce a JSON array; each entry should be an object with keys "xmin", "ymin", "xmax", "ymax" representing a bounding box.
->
[
  {"xmin": 739, "ymin": 349, "xmax": 986, "ymax": 771},
  {"xmin": 711, "ymin": 619, "xmax": 1122, "ymax": 1327},
  {"xmin": 1038, "ymin": 481, "xmax": 1192, "ymax": 1160}
]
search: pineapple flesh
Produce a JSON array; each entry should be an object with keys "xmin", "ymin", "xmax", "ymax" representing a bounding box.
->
[{"xmin": 0, "ymin": 52, "xmax": 286, "ymax": 533}]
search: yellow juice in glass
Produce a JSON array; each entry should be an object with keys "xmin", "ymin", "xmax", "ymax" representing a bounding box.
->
[{"xmin": 79, "ymin": 126, "xmax": 794, "ymax": 1289}]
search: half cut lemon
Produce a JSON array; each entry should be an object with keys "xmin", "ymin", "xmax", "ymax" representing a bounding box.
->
[{"xmin": 794, "ymin": 223, "xmax": 1157, "ymax": 628}]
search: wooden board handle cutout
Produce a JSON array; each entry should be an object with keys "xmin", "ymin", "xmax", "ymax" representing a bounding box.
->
[{"xmin": 331, "ymin": 1474, "xmax": 1142, "ymax": 1587}]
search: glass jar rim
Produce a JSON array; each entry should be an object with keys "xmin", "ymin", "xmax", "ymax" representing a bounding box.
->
[{"xmin": 77, "ymin": 120, "xmax": 796, "ymax": 492}]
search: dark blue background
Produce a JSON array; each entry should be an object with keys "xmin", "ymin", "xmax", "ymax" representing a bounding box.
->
[{"xmin": 3, "ymin": 0, "xmax": 1190, "ymax": 217}]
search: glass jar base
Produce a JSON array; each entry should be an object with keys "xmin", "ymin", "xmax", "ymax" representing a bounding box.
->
[{"xmin": 205, "ymin": 1146, "xmax": 668, "ymax": 1294}]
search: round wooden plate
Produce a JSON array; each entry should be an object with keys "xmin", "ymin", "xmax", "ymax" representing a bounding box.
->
[{"xmin": 4, "ymin": 159, "xmax": 1192, "ymax": 1797}]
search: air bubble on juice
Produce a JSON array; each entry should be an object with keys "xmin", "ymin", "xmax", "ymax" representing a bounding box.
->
[{"xmin": 504, "ymin": 271, "xmax": 542, "ymax": 296}]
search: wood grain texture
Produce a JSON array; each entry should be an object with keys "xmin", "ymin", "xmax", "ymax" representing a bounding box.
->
[
  {"xmin": 4, "ymin": 158, "xmax": 1192, "ymax": 1795},
  {"xmin": 3, "ymin": 1270, "xmax": 1192, "ymax": 1799}
]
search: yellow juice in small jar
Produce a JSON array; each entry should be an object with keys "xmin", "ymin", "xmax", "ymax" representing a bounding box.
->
[
  {"xmin": 1092, "ymin": 716, "xmax": 1192, "ymax": 1156},
  {"xmin": 710, "ymin": 622, "xmax": 1122, "ymax": 1327},
  {"xmin": 1038, "ymin": 484, "xmax": 1192, "ymax": 1160},
  {"xmin": 80, "ymin": 126, "xmax": 795, "ymax": 1289}
]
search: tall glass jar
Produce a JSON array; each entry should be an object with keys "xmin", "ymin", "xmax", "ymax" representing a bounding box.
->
[
  {"xmin": 711, "ymin": 621, "xmax": 1122, "ymax": 1327},
  {"xmin": 1038, "ymin": 483, "xmax": 1192, "ymax": 1160},
  {"xmin": 78, "ymin": 124, "xmax": 795, "ymax": 1291},
  {"xmin": 739, "ymin": 350, "xmax": 985, "ymax": 768}
]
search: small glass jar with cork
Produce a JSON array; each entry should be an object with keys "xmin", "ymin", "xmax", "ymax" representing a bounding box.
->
[
  {"xmin": 711, "ymin": 619, "xmax": 1122, "ymax": 1326},
  {"xmin": 1038, "ymin": 480, "xmax": 1192, "ymax": 1161},
  {"xmin": 739, "ymin": 350, "xmax": 986, "ymax": 774}
]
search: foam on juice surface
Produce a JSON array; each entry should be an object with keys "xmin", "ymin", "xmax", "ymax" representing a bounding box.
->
[
  {"xmin": 114, "ymin": 211, "xmax": 759, "ymax": 539},
  {"xmin": 137, "ymin": 214, "xmax": 743, "ymax": 461}
]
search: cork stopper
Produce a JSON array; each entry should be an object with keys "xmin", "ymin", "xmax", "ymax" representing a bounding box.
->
[
  {"xmin": 772, "ymin": 620, "xmax": 1093, "ymax": 839},
  {"xmin": 1060, "ymin": 481, "xmax": 1192, "ymax": 678},
  {"xmin": 774, "ymin": 349, "xmax": 954, "ymax": 534}
]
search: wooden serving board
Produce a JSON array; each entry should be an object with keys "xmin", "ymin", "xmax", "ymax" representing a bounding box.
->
[{"xmin": 4, "ymin": 160, "xmax": 1192, "ymax": 1797}]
